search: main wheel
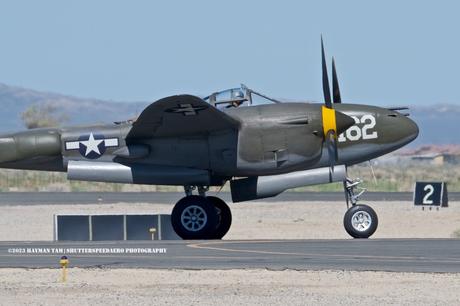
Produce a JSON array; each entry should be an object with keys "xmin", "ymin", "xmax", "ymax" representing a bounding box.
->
[
  {"xmin": 206, "ymin": 196, "xmax": 232, "ymax": 239},
  {"xmin": 171, "ymin": 196, "xmax": 218, "ymax": 240},
  {"xmin": 343, "ymin": 204, "xmax": 378, "ymax": 239}
]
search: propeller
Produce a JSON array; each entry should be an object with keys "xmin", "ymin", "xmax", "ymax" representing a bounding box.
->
[
  {"xmin": 320, "ymin": 37, "xmax": 354, "ymax": 169},
  {"xmin": 321, "ymin": 37, "xmax": 332, "ymax": 108},
  {"xmin": 332, "ymin": 57, "xmax": 341, "ymax": 104}
]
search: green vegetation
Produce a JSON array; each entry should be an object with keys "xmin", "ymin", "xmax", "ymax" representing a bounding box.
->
[
  {"xmin": 0, "ymin": 162, "xmax": 458, "ymax": 192},
  {"xmin": 452, "ymin": 229, "xmax": 460, "ymax": 238}
]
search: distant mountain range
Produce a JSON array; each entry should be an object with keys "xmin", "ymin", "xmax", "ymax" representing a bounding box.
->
[
  {"xmin": 0, "ymin": 83, "xmax": 457, "ymax": 146},
  {"xmin": 407, "ymin": 104, "xmax": 459, "ymax": 146},
  {"xmin": 0, "ymin": 83, "xmax": 148, "ymax": 132}
]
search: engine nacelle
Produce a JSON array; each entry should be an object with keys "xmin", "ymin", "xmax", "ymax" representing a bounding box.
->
[
  {"xmin": 67, "ymin": 160, "xmax": 212, "ymax": 186},
  {"xmin": 0, "ymin": 128, "xmax": 61, "ymax": 163},
  {"xmin": 230, "ymin": 165, "xmax": 347, "ymax": 202}
]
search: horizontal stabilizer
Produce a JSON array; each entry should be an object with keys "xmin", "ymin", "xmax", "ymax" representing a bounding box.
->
[{"xmin": 386, "ymin": 106, "xmax": 409, "ymax": 111}]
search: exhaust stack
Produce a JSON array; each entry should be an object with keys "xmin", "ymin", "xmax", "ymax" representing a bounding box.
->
[
  {"xmin": 230, "ymin": 165, "xmax": 346, "ymax": 202},
  {"xmin": 67, "ymin": 160, "xmax": 212, "ymax": 186}
]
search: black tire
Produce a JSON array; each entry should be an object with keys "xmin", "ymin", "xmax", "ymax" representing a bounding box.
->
[
  {"xmin": 343, "ymin": 204, "xmax": 378, "ymax": 239},
  {"xmin": 206, "ymin": 196, "xmax": 232, "ymax": 239},
  {"xmin": 171, "ymin": 196, "xmax": 218, "ymax": 240}
]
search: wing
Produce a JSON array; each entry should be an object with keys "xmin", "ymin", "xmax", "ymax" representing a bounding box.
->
[{"xmin": 127, "ymin": 95, "xmax": 240, "ymax": 139}]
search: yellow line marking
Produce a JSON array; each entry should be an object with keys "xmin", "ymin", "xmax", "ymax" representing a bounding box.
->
[{"xmin": 187, "ymin": 240, "xmax": 460, "ymax": 263}]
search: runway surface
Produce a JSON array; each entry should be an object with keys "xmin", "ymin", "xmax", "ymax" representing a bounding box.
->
[
  {"xmin": 1, "ymin": 239, "xmax": 460, "ymax": 273},
  {"xmin": 1, "ymin": 191, "xmax": 459, "ymax": 205}
]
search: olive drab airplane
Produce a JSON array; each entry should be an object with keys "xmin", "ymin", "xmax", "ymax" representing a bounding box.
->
[{"xmin": 0, "ymin": 39, "xmax": 418, "ymax": 239}]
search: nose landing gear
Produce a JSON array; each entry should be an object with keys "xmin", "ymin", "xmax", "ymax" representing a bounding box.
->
[
  {"xmin": 171, "ymin": 186, "xmax": 232, "ymax": 240},
  {"xmin": 343, "ymin": 178, "xmax": 378, "ymax": 239}
]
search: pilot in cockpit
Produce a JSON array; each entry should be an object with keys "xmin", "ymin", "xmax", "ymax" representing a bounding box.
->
[
  {"xmin": 228, "ymin": 90, "xmax": 246, "ymax": 108},
  {"xmin": 205, "ymin": 86, "xmax": 279, "ymax": 109}
]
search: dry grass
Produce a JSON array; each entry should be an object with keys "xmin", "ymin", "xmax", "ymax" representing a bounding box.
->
[
  {"xmin": 0, "ymin": 161, "xmax": 458, "ymax": 192},
  {"xmin": 452, "ymin": 229, "xmax": 460, "ymax": 238}
]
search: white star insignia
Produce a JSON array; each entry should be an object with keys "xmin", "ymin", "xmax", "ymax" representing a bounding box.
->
[{"xmin": 80, "ymin": 132, "xmax": 103, "ymax": 156}]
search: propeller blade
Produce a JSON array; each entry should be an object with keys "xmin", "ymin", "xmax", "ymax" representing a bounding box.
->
[
  {"xmin": 326, "ymin": 130, "xmax": 338, "ymax": 169},
  {"xmin": 321, "ymin": 37, "xmax": 332, "ymax": 108},
  {"xmin": 332, "ymin": 57, "xmax": 342, "ymax": 104},
  {"xmin": 320, "ymin": 39, "xmax": 353, "ymax": 168}
]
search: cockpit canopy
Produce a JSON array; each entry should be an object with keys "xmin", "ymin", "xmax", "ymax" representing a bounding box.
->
[{"xmin": 203, "ymin": 84, "xmax": 280, "ymax": 109}]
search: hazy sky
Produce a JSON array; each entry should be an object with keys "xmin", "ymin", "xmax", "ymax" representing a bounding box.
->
[{"xmin": 0, "ymin": 1, "xmax": 459, "ymax": 106}]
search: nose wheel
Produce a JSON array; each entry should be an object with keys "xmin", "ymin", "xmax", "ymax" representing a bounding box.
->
[
  {"xmin": 171, "ymin": 186, "xmax": 232, "ymax": 240},
  {"xmin": 343, "ymin": 178, "xmax": 378, "ymax": 238},
  {"xmin": 343, "ymin": 204, "xmax": 378, "ymax": 238}
]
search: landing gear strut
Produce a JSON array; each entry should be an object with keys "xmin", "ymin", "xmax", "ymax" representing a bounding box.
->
[
  {"xmin": 343, "ymin": 178, "xmax": 378, "ymax": 239},
  {"xmin": 171, "ymin": 185, "xmax": 232, "ymax": 240}
]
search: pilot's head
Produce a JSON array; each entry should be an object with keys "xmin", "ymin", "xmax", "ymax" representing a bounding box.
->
[{"xmin": 234, "ymin": 90, "xmax": 244, "ymax": 99}]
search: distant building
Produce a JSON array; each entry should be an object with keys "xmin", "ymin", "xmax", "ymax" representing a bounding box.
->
[{"xmin": 411, "ymin": 153, "xmax": 460, "ymax": 165}]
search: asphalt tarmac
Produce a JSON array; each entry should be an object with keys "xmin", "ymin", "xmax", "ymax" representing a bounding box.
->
[
  {"xmin": 1, "ymin": 239, "xmax": 460, "ymax": 273},
  {"xmin": 1, "ymin": 191, "xmax": 459, "ymax": 205}
]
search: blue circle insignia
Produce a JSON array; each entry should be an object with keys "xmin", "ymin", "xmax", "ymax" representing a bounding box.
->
[{"xmin": 78, "ymin": 133, "xmax": 106, "ymax": 159}]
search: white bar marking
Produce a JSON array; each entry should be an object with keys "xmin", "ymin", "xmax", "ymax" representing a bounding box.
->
[
  {"xmin": 104, "ymin": 138, "xmax": 119, "ymax": 147},
  {"xmin": 65, "ymin": 141, "xmax": 80, "ymax": 150}
]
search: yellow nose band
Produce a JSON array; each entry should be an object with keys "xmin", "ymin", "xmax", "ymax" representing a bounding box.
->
[{"xmin": 322, "ymin": 106, "xmax": 337, "ymax": 137}]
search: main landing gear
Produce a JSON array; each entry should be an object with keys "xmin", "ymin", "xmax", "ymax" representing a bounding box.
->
[
  {"xmin": 171, "ymin": 186, "xmax": 232, "ymax": 240},
  {"xmin": 343, "ymin": 178, "xmax": 378, "ymax": 239}
]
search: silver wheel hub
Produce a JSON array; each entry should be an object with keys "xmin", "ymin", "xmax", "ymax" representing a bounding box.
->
[
  {"xmin": 181, "ymin": 205, "xmax": 207, "ymax": 232},
  {"xmin": 351, "ymin": 210, "xmax": 372, "ymax": 232}
]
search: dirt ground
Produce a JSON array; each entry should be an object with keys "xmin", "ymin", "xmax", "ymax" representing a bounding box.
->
[
  {"xmin": 0, "ymin": 268, "xmax": 459, "ymax": 305},
  {"xmin": 0, "ymin": 201, "xmax": 459, "ymax": 240}
]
